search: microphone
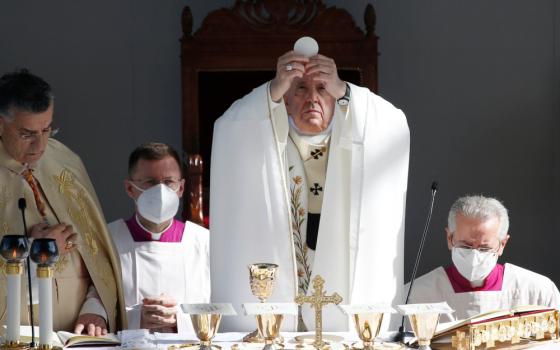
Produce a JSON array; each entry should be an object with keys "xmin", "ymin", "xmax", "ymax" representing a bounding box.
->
[
  {"xmin": 386, "ymin": 181, "xmax": 439, "ymax": 343},
  {"xmin": 18, "ymin": 198, "xmax": 36, "ymax": 348}
]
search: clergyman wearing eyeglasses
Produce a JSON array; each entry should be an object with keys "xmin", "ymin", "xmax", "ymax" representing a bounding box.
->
[
  {"xmin": 0, "ymin": 69, "xmax": 126, "ymax": 334},
  {"xmin": 407, "ymin": 195, "xmax": 560, "ymax": 321},
  {"xmin": 107, "ymin": 142, "xmax": 210, "ymax": 333}
]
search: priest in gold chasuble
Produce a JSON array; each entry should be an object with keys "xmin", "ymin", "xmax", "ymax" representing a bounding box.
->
[
  {"xmin": 0, "ymin": 69, "xmax": 125, "ymax": 334},
  {"xmin": 210, "ymin": 51, "xmax": 410, "ymax": 332}
]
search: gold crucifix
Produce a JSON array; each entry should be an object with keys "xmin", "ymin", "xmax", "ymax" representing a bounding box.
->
[{"xmin": 294, "ymin": 275, "xmax": 343, "ymax": 349}]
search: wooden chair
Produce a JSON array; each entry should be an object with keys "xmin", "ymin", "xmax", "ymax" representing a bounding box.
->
[{"xmin": 181, "ymin": 0, "xmax": 379, "ymax": 225}]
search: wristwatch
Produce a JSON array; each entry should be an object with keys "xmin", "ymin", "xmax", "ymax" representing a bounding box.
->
[{"xmin": 337, "ymin": 83, "xmax": 351, "ymax": 106}]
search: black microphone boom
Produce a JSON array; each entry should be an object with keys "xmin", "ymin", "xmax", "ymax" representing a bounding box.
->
[
  {"xmin": 385, "ymin": 181, "xmax": 439, "ymax": 343},
  {"xmin": 18, "ymin": 198, "xmax": 36, "ymax": 348}
]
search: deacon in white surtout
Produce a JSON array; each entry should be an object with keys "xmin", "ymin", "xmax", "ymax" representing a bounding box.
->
[
  {"xmin": 409, "ymin": 195, "xmax": 560, "ymax": 321},
  {"xmin": 108, "ymin": 142, "xmax": 210, "ymax": 333},
  {"xmin": 210, "ymin": 39, "xmax": 410, "ymax": 332}
]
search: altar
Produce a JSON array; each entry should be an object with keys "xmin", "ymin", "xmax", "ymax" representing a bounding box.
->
[{"xmin": 81, "ymin": 331, "xmax": 560, "ymax": 350}]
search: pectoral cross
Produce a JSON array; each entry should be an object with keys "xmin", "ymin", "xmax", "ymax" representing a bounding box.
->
[{"xmin": 294, "ymin": 275, "xmax": 343, "ymax": 349}]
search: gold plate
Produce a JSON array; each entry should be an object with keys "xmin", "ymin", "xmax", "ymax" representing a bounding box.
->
[
  {"xmin": 168, "ymin": 344, "xmax": 221, "ymax": 350},
  {"xmin": 232, "ymin": 343, "xmax": 284, "ymax": 350},
  {"xmin": 294, "ymin": 335, "xmax": 345, "ymax": 343}
]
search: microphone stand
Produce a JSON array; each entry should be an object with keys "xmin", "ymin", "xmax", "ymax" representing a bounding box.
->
[
  {"xmin": 18, "ymin": 198, "xmax": 36, "ymax": 349},
  {"xmin": 385, "ymin": 181, "xmax": 438, "ymax": 344}
]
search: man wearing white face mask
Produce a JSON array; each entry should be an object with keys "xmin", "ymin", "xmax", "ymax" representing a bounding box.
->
[
  {"xmin": 108, "ymin": 142, "xmax": 210, "ymax": 332},
  {"xmin": 408, "ymin": 195, "xmax": 560, "ymax": 321}
]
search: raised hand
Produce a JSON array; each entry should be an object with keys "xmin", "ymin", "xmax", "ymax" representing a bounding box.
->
[
  {"xmin": 305, "ymin": 54, "xmax": 346, "ymax": 99},
  {"xmin": 269, "ymin": 51, "xmax": 309, "ymax": 102}
]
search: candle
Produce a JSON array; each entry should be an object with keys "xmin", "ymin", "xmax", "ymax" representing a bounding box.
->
[
  {"xmin": 30, "ymin": 238, "xmax": 59, "ymax": 348},
  {"xmin": 1, "ymin": 235, "xmax": 29, "ymax": 345},
  {"xmin": 37, "ymin": 266, "xmax": 54, "ymax": 346},
  {"xmin": 6, "ymin": 262, "xmax": 23, "ymax": 343}
]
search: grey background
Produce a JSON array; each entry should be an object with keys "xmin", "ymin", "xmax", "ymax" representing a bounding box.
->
[{"xmin": 1, "ymin": 1, "xmax": 559, "ymax": 287}]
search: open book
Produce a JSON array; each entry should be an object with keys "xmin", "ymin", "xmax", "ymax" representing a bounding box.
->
[
  {"xmin": 405, "ymin": 305, "xmax": 556, "ymax": 346},
  {"xmin": 56, "ymin": 331, "xmax": 120, "ymax": 347},
  {"xmin": 434, "ymin": 305, "xmax": 555, "ymax": 339},
  {"xmin": 5, "ymin": 326, "xmax": 121, "ymax": 348}
]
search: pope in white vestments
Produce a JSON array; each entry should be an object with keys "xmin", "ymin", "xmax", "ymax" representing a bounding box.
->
[
  {"xmin": 409, "ymin": 195, "xmax": 560, "ymax": 322},
  {"xmin": 210, "ymin": 50, "xmax": 410, "ymax": 331},
  {"xmin": 108, "ymin": 143, "xmax": 210, "ymax": 333}
]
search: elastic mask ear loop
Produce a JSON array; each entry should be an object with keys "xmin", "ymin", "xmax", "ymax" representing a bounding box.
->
[{"xmin": 129, "ymin": 181, "xmax": 145, "ymax": 192}]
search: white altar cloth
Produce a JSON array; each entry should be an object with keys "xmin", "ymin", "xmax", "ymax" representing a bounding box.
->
[{"xmin": 113, "ymin": 331, "xmax": 560, "ymax": 350}]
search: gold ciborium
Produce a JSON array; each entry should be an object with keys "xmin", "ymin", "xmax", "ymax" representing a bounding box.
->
[
  {"xmin": 352, "ymin": 313, "xmax": 384, "ymax": 350},
  {"xmin": 408, "ymin": 313, "xmax": 440, "ymax": 350},
  {"xmin": 190, "ymin": 313, "xmax": 223, "ymax": 350},
  {"xmin": 256, "ymin": 314, "xmax": 284, "ymax": 350},
  {"xmin": 244, "ymin": 263, "xmax": 279, "ymax": 343}
]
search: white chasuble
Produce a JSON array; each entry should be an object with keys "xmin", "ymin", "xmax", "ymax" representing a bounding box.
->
[
  {"xmin": 210, "ymin": 82, "xmax": 410, "ymax": 332},
  {"xmin": 108, "ymin": 219, "xmax": 210, "ymax": 333},
  {"xmin": 408, "ymin": 263, "xmax": 560, "ymax": 322}
]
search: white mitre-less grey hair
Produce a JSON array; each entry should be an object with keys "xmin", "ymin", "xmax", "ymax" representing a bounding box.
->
[{"xmin": 447, "ymin": 195, "xmax": 509, "ymax": 239}]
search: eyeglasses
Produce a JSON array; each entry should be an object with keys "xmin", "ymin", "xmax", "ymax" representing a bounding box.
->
[
  {"xmin": 451, "ymin": 237, "xmax": 501, "ymax": 254},
  {"xmin": 130, "ymin": 178, "xmax": 183, "ymax": 191},
  {"xmin": 18, "ymin": 126, "xmax": 59, "ymax": 142}
]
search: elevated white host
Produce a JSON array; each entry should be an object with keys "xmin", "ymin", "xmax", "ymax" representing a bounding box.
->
[{"xmin": 294, "ymin": 36, "xmax": 319, "ymax": 57}]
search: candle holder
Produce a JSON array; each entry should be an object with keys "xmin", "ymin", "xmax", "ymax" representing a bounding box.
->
[
  {"xmin": 0, "ymin": 235, "xmax": 30, "ymax": 350},
  {"xmin": 256, "ymin": 314, "xmax": 284, "ymax": 350},
  {"xmin": 30, "ymin": 239, "xmax": 60, "ymax": 350},
  {"xmin": 407, "ymin": 313, "xmax": 440, "ymax": 350},
  {"xmin": 351, "ymin": 312, "xmax": 384, "ymax": 350}
]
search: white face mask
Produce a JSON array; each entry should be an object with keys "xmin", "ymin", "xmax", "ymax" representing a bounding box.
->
[
  {"xmin": 451, "ymin": 247, "xmax": 499, "ymax": 282},
  {"xmin": 131, "ymin": 183, "xmax": 179, "ymax": 224}
]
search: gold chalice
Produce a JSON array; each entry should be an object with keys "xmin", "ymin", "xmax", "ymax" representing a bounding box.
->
[
  {"xmin": 244, "ymin": 263, "xmax": 279, "ymax": 343},
  {"xmin": 256, "ymin": 314, "xmax": 284, "ymax": 350},
  {"xmin": 190, "ymin": 313, "xmax": 223, "ymax": 350},
  {"xmin": 352, "ymin": 313, "xmax": 384, "ymax": 350},
  {"xmin": 408, "ymin": 313, "xmax": 440, "ymax": 350},
  {"xmin": 249, "ymin": 263, "xmax": 279, "ymax": 302}
]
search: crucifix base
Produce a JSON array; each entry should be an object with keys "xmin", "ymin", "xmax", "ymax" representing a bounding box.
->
[{"xmin": 294, "ymin": 341, "xmax": 347, "ymax": 350}]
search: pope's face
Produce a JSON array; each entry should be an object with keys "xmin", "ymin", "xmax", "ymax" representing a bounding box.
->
[
  {"xmin": 125, "ymin": 155, "xmax": 185, "ymax": 201},
  {"xmin": 446, "ymin": 213, "xmax": 509, "ymax": 256},
  {"xmin": 284, "ymin": 75, "xmax": 335, "ymax": 134},
  {"xmin": 0, "ymin": 104, "xmax": 54, "ymax": 165}
]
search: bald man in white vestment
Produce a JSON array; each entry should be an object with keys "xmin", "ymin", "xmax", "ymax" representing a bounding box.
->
[
  {"xmin": 210, "ymin": 50, "xmax": 410, "ymax": 332},
  {"xmin": 409, "ymin": 195, "xmax": 560, "ymax": 322},
  {"xmin": 108, "ymin": 143, "xmax": 209, "ymax": 333}
]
